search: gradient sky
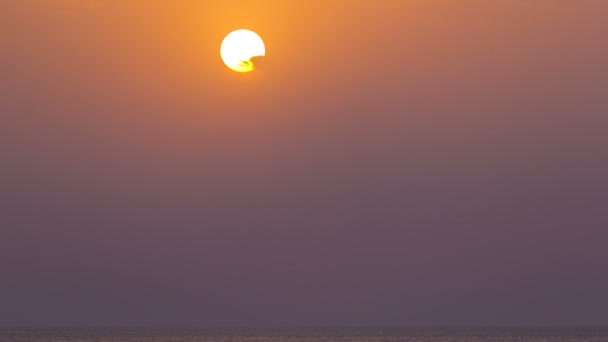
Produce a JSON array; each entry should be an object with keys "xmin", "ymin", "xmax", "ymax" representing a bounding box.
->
[{"xmin": 1, "ymin": 0, "xmax": 608, "ymax": 327}]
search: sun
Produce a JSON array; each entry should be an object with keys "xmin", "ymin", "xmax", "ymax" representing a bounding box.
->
[{"xmin": 220, "ymin": 29, "xmax": 265, "ymax": 73}]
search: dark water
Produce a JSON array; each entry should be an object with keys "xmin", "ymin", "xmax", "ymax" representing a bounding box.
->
[{"xmin": 2, "ymin": 328, "xmax": 608, "ymax": 342}]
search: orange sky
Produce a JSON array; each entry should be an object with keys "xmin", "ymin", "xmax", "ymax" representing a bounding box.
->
[
  {"xmin": 1, "ymin": 0, "xmax": 608, "ymax": 326},
  {"xmin": 3, "ymin": 1, "xmax": 606, "ymax": 117}
]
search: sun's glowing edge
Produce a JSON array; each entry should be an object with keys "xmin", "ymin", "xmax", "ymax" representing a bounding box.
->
[{"xmin": 221, "ymin": 29, "xmax": 266, "ymax": 73}]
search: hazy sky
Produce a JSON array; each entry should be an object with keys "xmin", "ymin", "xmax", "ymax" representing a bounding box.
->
[{"xmin": 1, "ymin": 0, "xmax": 608, "ymax": 327}]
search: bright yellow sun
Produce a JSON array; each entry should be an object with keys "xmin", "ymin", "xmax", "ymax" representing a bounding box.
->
[{"xmin": 220, "ymin": 29, "xmax": 265, "ymax": 73}]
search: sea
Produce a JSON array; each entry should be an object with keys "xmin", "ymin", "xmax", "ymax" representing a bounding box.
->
[{"xmin": 1, "ymin": 327, "xmax": 608, "ymax": 342}]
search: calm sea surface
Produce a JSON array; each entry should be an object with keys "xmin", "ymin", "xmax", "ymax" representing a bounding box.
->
[{"xmin": 1, "ymin": 328, "xmax": 608, "ymax": 342}]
